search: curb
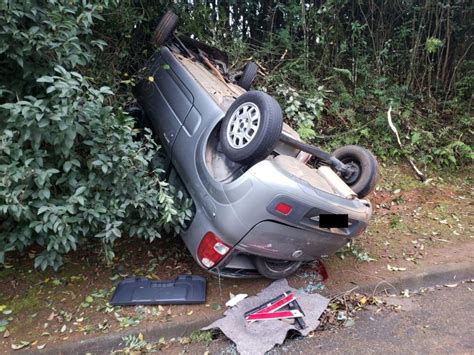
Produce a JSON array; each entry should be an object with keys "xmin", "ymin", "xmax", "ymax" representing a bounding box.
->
[
  {"xmin": 42, "ymin": 261, "xmax": 474, "ymax": 354},
  {"xmin": 357, "ymin": 261, "xmax": 474, "ymax": 295},
  {"xmin": 40, "ymin": 316, "xmax": 219, "ymax": 355}
]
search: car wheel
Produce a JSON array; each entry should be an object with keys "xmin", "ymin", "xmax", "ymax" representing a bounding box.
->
[
  {"xmin": 152, "ymin": 10, "xmax": 179, "ymax": 47},
  {"xmin": 255, "ymin": 257, "xmax": 302, "ymax": 279},
  {"xmin": 237, "ymin": 62, "xmax": 258, "ymax": 90},
  {"xmin": 332, "ymin": 145, "xmax": 379, "ymax": 198},
  {"xmin": 219, "ymin": 91, "xmax": 283, "ymax": 165}
]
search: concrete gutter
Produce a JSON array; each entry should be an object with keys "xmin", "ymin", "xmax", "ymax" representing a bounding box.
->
[
  {"xmin": 357, "ymin": 260, "xmax": 474, "ymax": 295},
  {"xmin": 41, "ymin": 261, "xmax": 474, "ymax": 354},
  {"xmin": 39, "ymin": 316, "xmax": 219, "ymax": 355}
]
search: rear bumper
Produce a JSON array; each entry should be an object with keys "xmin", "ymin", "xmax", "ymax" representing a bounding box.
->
[
  {"xmin": 235, "ymin": 220, "xmax": 355, "ymax": 262},
  {"xmin": 180, "ymin": 158, "xmax": 372, "ymax": 270}
]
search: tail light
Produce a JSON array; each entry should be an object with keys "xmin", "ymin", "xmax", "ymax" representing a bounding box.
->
[
  {"xmin": 197, "ymin": 232, "xmax": 231, "ymax": 269},
  {"xmin": 275, "ymin": 202, "xmax": 293, "ymax": 215}
]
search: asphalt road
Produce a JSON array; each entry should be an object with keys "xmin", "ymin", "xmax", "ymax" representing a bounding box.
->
[{"xmin": 166, "ymin": 284, "xmax": 474, "ymax": 354}]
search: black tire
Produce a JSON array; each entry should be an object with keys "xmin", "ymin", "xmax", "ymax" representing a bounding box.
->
[
  {"xmin": 332, "ymin": 145, "xmax": 379, "ymax": 198},
  {"xmin": 237, "ymin": 62, "xmax": 258, "ymax": 90},
  {"xmin": 220, "ymin": 91, "xmax": 283, "ymax": 165},
  {"xmin": 255, "ymin": 257, "xmax": 302, "ymax": 279},
  {"xmin": 152, "ymin": 10, "xmax": 179, "ymax": 47}
]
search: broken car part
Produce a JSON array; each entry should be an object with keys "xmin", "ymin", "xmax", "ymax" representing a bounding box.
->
[{"xmin": 109, "ymin": 275, "xmax": 206, "ymax": 306}]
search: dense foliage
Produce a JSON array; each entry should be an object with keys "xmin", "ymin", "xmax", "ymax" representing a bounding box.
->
[
  {"xmin": 95, "ymin": 0, "xmax": 472, "ymax": 167},
  {"xmin": 0, "ymin": 1, "xmax": 190, "ymax": 270}
]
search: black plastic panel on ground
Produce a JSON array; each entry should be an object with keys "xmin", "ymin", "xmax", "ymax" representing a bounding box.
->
[{"xmin": 110, "ymin": 275, "xmax": 207, "ymax": 306}]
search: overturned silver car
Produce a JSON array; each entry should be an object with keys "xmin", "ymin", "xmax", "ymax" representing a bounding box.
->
[{"xmin": 131, "ymin": 11, "xmax": 378, "ymax": 279}]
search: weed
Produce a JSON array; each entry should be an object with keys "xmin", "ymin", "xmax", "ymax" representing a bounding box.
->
[
  {"xmin": 390, "ymin": 216, "xmax": 401, "ymax": 229},
  {"xmin": 338, "ymin": 241, "xmax": 375, "ymax": 262},
  {"xmin": 190, "ymin": 330, "xmax": 213, "ymax": 345},
  {"xmin": 122, "ymin": 333, "xmax": 147, "ymax": 351}
]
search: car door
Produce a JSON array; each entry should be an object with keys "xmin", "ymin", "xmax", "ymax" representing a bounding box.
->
[{"xmin": 134, "ymin": 50, "xmax": 194, "ymax": 153}]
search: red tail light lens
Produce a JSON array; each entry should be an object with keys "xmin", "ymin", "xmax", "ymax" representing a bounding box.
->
[
  {"xmin": 275, "ymin": 202, "xmax": 292, "ymax": 215},
  {"xmin": 197, "ymin": 232, "xmax": 231, "ymax": 269}
]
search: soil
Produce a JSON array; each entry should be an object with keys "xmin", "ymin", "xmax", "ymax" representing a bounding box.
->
[{"xmin": 0, "ymin": 163, "xmax": 472, "ymax": 352}]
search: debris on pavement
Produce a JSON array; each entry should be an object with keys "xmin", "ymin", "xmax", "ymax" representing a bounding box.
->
[
  {"xmin": 226, "ymin": 294, "xmax": 248, "ymax": 308},
  {"xmin": 336, "ymin": 311, "xmax": 347, "ymax": 321},
  {"xmin": 387, "ymin": 264, "xmax": 407, "ymax": 272},
  {"xmin": 202, "ymin": 279, "xmax": 329, "ymax": 355},
  {"xmin": 318, "ymin": 291, "xmax": 396, "ymax": 331},
  {"xmin": 444, "ymin": 283, "xmax": 458, "ymax": 288}
]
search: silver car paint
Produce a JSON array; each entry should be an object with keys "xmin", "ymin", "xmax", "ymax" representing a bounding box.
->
[{"xmin": 134, "ymin": 47, "xmax": 372, "ymax": 276}]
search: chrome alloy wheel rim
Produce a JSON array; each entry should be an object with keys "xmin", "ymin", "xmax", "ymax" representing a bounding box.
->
[{"xmin": 226, "ymin": 102, "xmax": 261, "ymax": 149}]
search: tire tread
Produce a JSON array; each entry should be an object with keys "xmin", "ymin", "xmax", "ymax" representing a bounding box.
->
[{"xmin": 152, "ymin": 10, "xmax": 179, "ymax": 47}]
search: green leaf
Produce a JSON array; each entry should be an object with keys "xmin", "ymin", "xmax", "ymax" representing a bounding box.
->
[
  {"xmin": 74, "ymin": 186, "xmax": 86, "ymax": 196},
  {"xmin": 37, "ymin": 206, "xmax": 49, "ymax": 215},
  {"xmin": 63, "ymin": 161, "xmax": 72, "ymax": 172},
  {"xmin": 411, "ymin": 132, "xmax": 421, "ymax": 144},
  {"xmin": 37, "ymin": 76, "xmax": 54, "ymax": 83}
]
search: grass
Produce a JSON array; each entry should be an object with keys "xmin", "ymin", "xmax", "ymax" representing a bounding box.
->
[
  {"xmin": 190, "ymin": 330, "xmax": 213, "ymax": 345},
  {"xmin": 389, "ymin": 216, "xmax": 401, "ymax": 229}
]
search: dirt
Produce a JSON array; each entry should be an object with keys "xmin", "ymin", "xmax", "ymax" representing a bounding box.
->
[{"xmin": 0, "ymin": 163, "xmax": 472, "ymax": 352}]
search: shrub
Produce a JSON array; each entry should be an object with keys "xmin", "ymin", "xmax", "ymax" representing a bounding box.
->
[{"xmin": 0, "ymin": 1, "xmax": 189, "ymax": 270}]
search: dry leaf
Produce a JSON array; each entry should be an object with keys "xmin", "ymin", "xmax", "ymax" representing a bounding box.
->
[
  {"xmin": 37, "ymin": 344, "xmax": 46, "ymax": 350},
  {"xmin": 387, "ymin": 264, "xmax": 407, "ymax": 272},
  {"xmin": 180, "ymin": 337, "xmax": 191, "ymax": 345},
  {"xmin": 11, "ymin": 341, "xmax": 29, "ymax": 350}
]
